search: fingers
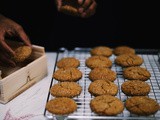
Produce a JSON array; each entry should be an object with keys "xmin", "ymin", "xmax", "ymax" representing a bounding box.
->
[
  {"xmin": 56, "ymin": 0, "xmax": 62, "ymax": 11},
  {"xmin": 82, "ymin": 0, "xmax": 93, "ymax": 9},
  {"xmin": 78, "ymin": 0, "xmax": 84, "ymax": 5},
  {"xmin": 0, "ymin": 35, "xmax": 15, "ymax": 56},
  {"xmin": 82, "ymin": 0, "xmax": 97, "ymax": 18},
  {"xmin": 0, "ymin": 52, "xmax": 16, "ymax": 67},
  {"xmin": 15, "ymin": 25, "xmax": 32, "ymax": 47},
  {"xmin": 78, "ymin": 0, "xmax": 97, "ymax": 18}
]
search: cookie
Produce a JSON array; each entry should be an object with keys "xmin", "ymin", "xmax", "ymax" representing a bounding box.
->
[
  {"xmin": 89, "ymin": 68, "xmax": 116, "ymax": 82},
  {"xmin": 125, "ymin": 96, "xmax": 159, "ymax": 115},
  {"xmin": 88, "ymin": 80, "xmax": 118, "ymax": 96},
  {"xmin": 60, "ymin": 5, "xmax": 79, "ymax": 16},
  {"xmin": 13, "ymin": 46, "xmax": 32, "ymax": 62},
  {"xmin": 115, "ymin": 54, "xmax": 143, "ymax": 67},
  {"xmin": 90, "ymin": 95, "xmax": 124, "ymax": 116},
  {"xmin": 60, "ymin": 0, "xmax": 80, "ymax": 16},
  {"xmin": 123, "ymin": 66, "xmax": 151, "ymax": 81},
  {"xmin": 90, "ymin": 46, "xmax": 112, "ymax": 57},
  {"xmin": 57, "ymin": 57, "xmax": 80, "ymax": 68},
  {"xmin": 50, "ymin": 82, "xmax": 82, "ymax": 97},
  {"xmin": 46, "ymin": 97, "xmax": 77, "ymax": 115},
  {"xmin": 53, "ymin": 67, "xmax": 82, "ymax": 82},
  {"xmin": 113, "ymin": 46, "xmax": 135, "ymax": 56},
  {"xmin": 121, "ymin": 80, "xmax": 150, "ymax": 96},
  {"xmin": 85, "ymin": 56, "xmax": 112, "ymax": 69}
]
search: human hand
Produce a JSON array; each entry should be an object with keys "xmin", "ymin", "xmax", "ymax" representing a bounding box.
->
[
  {"xmin": 0, "ymin": 14, "xmax": 31, "ymax": 67},
  {"xmin": 55, "ymin": 0, "xmax": 62, "ymax": 11},
  {"xmin": 55, "ymin": 0, "xmax": 97, "ymax": 18},
  {"xmin": 78, "ymin": 0, "xmax": 97, "ymax": 18}
]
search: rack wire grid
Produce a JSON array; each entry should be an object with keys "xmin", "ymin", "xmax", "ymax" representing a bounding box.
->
[{"xmin": 44, "ymin": 48, "xmax": 160, "ymax": 120}]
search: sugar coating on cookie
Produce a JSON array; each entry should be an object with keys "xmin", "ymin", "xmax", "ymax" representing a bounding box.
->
[
  {"xmin": 115, "ymin": 54, "xmax": 143, "ymax": 67},
  {"xmin": 113, "ymin": 46, "xmax": 135, "ymax": 56},
  {"xmin": 123, "ymin": 66, "xmax": 151, "ymax": 81},
  {"xmin": 50, "ymin": 82, "xmax": 82, "ymax": 97},
  {"xmin": 46, "ymin": 97, "xmax": 77, "ymax": 115},
  {"xmin": 13, "ymin": 46, "xmax": 32, "ymax": 62},
  {"xmin": 86, "ymin": 56, "xmax": 112, "ymax": 69},
  {"xmin": 121, "ymin": 80, "xmax": 150, "ymax": 96},
  {"xmin": 88, "ymin": 79, "xmax": 118, "ymax": 96},
  {"xmin": 53, "ymin": 67, "xmax": 82, "ymax": 82},
  {"xmin": 90, "ymin": 95, "xmax": 124, "ymax": 116},
  {"xmin": 125, "ymin": 96, "xmax": 159, "ymax": 115},
  {"xmin": 90, "ymin": 46, "xmax": 112, "ymax": 57},
  {"xmin": 89, "ymin": 68, "xmax": 117, "ymax": 82},
  {"xmin": 57, "ymin": 57, "xmax": 80, "ymax": 68}
]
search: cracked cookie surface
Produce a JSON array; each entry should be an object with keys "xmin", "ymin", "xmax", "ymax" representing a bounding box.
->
[
  {"xmin": 57, "ymin": 57, "xmax": 80, "ymax": 68},
  {"xmin": 113, "ymin": 46, "xmax": 135, "ymax": 56},
  {"xmin": 125, "ymin": 96, "xmax": 159, "ymax": 115},
  {"xmin": 88, "ymin": 80, "xmax": 118, "ymax": 96},
  {"xmin": 123, "ymin": 66, "xmax": 151, "ymax": 81},
  {"xmin": 13, "ymin": 46, "xmax": 32, "ymax": 62},
  {"xmin": 90, "ymin": 95, "xmax": 124, "ymax": 115},
  {"xmin": 86, "ymin": 56, "xmax": 112, "ymax": 69},
  {"xmin": 46, "ymin": 97, "xmax": 77, "ymax": 115},
  {"xmin": 89, "ymin": 68, "xmax": 116, "ymax": 82},
  {"xmin": 50, "ymin": 82, "xmax": 82, "ymax": 97},
  {"xmin": 90, "ymin": 46, "xmax": 112, "ymax": 57},
  {"xmin": 121, "ymin": 80, "xmax": 150, "ymax": 96},
  {"xmin": 115, "ymin": 54, "xmax": 143, "ymax": 67},
  {"xmin": 53, "ymin": 68, "xmax": 82, "ymax": 82}
]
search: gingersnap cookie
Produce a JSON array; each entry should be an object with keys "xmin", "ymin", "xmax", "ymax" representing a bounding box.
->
[
  {"xmin": 53, "ymin": 67, "xmax": 82, "ymax": 82},
  {"xmin": 125, "ymin": 96, "xmax": 159, "ymax": 115},
  {"xmin": 121, "ymin": 80, "xmax": 150, "ymax": 96},
  {"xmin": 46, "ymin": 97, "xmax": 77, "ymax": 115},
  {"xmin": 113, "ymin": 46, "xmax": 135, "ymax": 56},
  {"xmin": 88, "ymin": 80, "xmax": 118, "ymax": 96},
  {"xmin": 89, "ymin": 68, "xmax": 116, "ymax": 82},
  {"xmin": 57, "ymin": 57, "xmax": 80, "ymax": 68},
  {"xmin": 85, "ymin": 56, "xmax": 112, "ymax": 69},
  {"xmin": 60, "ymin": 0, "xmax": 80, "ymax": 16},
  {"xmin": 90, "ymin": 46, "xmax": 112, "ymax": 57},
  {"xmin": 90, "ymin": 95, "xmax": 124, "ymax": 116},
  {"xmin": 115, "ymin": 54, "xmax": 143, "ymax": 67},
  {"xmin": 123, "ymin": 66, "xmax": 151, "ymax": 81},
  {"xmin": 13, "ymin": 46, "xmax": 32, "ymax": 62},
  {"xmin": 50, "ymin": 82, "xmax": 82, "ymax": 97},
  {"xmin": 60, "ymin": 5, "xmax": 79, "ymax": 16}
]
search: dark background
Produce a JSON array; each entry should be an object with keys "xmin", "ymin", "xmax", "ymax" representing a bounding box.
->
[{"xmin": 0, "ymin": 0, "xmax": 159, "ymax": 51}]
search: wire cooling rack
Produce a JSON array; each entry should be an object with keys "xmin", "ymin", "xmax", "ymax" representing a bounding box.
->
[{"xmin": 44, "ymin": 48, "xmax": 160, "ymax": 120}]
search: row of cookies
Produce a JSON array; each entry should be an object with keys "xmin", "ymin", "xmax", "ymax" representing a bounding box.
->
[
  {"xmin": 113, "ymin": 46, "xmax": 152, "ymax": 96},
  {"xmin": 46, "ymin": 57, "xmax": 83, "ymax": 115},
  {"xmin": 86, "ymin": 46, "xmax": 124, "ymax": 115},
  {"xmin": 112, "ymin": 46, "xmax": 159, "ymax": 116},
  {"xmin": 87, "ymin": 46, "xmax": 159, "ymax": 116}
]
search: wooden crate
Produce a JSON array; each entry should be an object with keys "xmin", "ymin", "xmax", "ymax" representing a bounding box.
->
[{"xmin": 0, "ymin": 44, "xmax": 48, "ymax": 104}]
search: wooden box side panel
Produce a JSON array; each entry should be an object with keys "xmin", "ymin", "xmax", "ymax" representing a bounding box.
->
[
  {"xmin": 0, "ymin": 45, "xmax": 48, "ymax": 104},
  {"xmin": 28, "ymin": 55, "xmax": 48, "ymax": 82},
  {"xmin": 0, "ymin": 67, "xmax": 28, "ymax": 102}
]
